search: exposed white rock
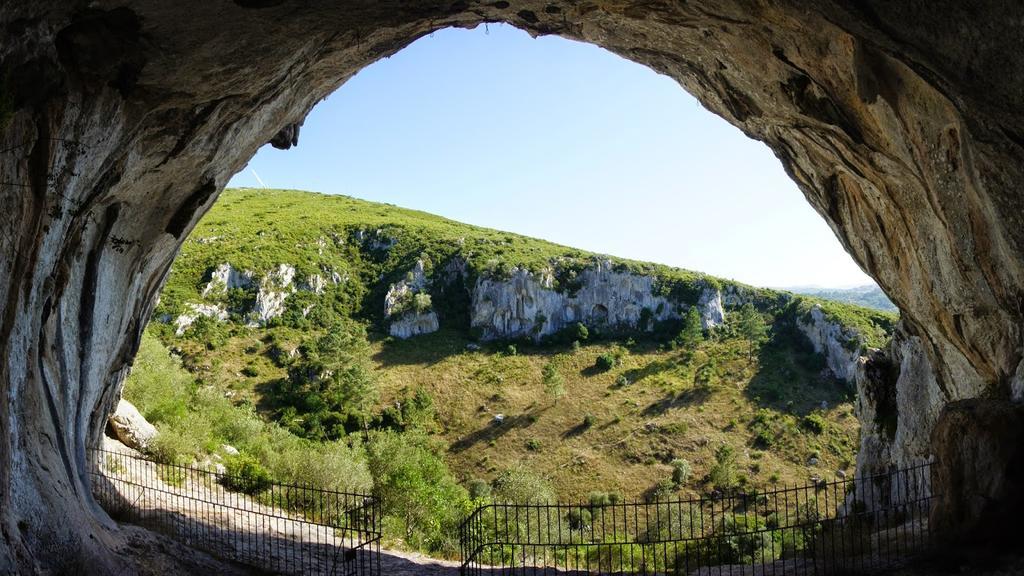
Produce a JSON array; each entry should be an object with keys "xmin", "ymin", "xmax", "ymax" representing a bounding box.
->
[
  {"xmin": 174, "ymin": 303, "xmax": 228, "ymax": 336},
  {"xmin": 797, "ymin": 304, "xmax": 862, "ymax": 383},
  {"xmin": 697, "ymin": 287, "xmax": 726, "ymax": 329},
  {"xmin": 108, "ymin": 399, "xmax": 158, "ymax": 451},
  {"xmin": 389, "ymin": 311, "xmax": 440, "ymax": 339},
  {"xmin": 299, "ymin": 274, "xmax": 326, "ymax": 295},
  {"xmin": 220, "ymin": 444, "xmax": 239, "ymax": 456},
  {"xmin": 470, "ymin": 260, "xmax": 724, "ymax": 341},
  {"xmin": 248, "ymin": 264, "xmax": 297, "ymax": 326},
  {"xmin": 201, "ymin": 263, "xmax": 254, "ymax": 297},
  {"xmin": 385, "ymin": 260, "xmax": 440, "ymax": 338}
]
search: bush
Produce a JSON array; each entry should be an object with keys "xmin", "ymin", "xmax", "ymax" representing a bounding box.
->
[
  {"xmin": 505, "ymin": 344, "xmax": 517, "ymax": 356},
  {"xmin": 468, "ymin": 478, "xmax": 492, "ymax": 500},
  {"xmin": 709, "ymin": 444, "xmax": 738, "ymax": 491},
  {"xmin": 802, "ymin": 413, "xmax": 827, "ymax": 435},
  {"xmin": 567, "ymin": 507, "xmax": 592, "ymax": 530},
  {"xmin": 583, "ymin": 413, "xmax": 597, "ymax": 428},
  {"xmin": 595, "ymin": 353, "xmax": 618, "ymax": 372},
  {"xmin": 671, "ymin": 458, "xmax": 692, "ymax": 486},
  {"xmin": 525, "ymin": 438, "xmax": 542, "ymax": 451},
  {"xmin": 367, "ymin": 431, "xmax": 471, "ymax": 554},
  {"xmin": 492, "ymin": 464, "xmax": 556, "ymax": 503},
  {"xmin": 222, "ymin": 453, "xmax": 272, "ymax": 495}
]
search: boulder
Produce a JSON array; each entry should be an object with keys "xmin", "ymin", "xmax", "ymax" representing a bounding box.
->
[{"xmin": 108, "ymin": 399, "xmax": 158, "ymax": 452}]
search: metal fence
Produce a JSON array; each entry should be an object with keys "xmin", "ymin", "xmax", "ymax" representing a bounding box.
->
[
  {"xmin": 89, "ymin": 448, "xmax": 381, "ymax": 576},
  {"xmin": 460, "ymin": 464, "xmax": 934, "ymax": 575}
]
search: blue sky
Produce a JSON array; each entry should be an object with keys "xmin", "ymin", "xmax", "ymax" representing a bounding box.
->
[{"xmin": 228, "ymin": 24, "xmax": 872, "ymax": 289}]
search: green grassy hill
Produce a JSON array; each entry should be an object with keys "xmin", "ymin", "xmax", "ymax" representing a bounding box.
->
[{"xmin": 128, "ymin": 188, "xmax": 897, "ymax": 555}]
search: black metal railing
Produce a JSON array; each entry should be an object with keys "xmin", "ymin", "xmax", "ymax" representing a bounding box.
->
[
  {"xmin": 89, "ymin": 448, "xmax": 381, "ymax": 576},
  {"xmin": 460, "ymin": 463, "xmax": 934, "ymax": 575}
]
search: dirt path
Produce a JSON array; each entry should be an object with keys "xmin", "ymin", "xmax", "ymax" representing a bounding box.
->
[{"xmin": 93, "ymin": 438, "xmax": 461, "ymax": 575}]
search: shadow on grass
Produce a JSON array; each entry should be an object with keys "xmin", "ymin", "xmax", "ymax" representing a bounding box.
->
[
  {"xmin": 448, "ymin": 410, "xmax": 542, "ymax": 453},
  {"xmin": 641, "ymin": 385, "xmax": 713, "ymax": 417},
  {"xmin": 561, "ymin": 421, "xmax": 592, "ymax": 439},
  {"xmin": 744, "ymin": 321, "xmax": 851, "ymax": 416}
]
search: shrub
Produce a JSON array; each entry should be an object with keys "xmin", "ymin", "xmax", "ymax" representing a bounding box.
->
[
  {"xmin": 583, "ymin": 413, "xmax": 597, "ymax": 428},
  {"xmin": 567, "ymin": 507, "xmax": 592, "ymax": 530},
  {"xmin": 492, "ymin": 464, "xmax": 555, "ymax": 503},
  {"xmin": 222, "ymin": 453, "xmax": 272, "ymax": 495},
  {"xmin": 802, "ymin": 413, "xmax": 827, "ymax": 435},
  {"xmin": 671, "ymin": 459, "xmax": 692, "ymax": 486},
  {"xmin": 505, "ymin": 344, "xmax": 517, "ymax": 356},
  {"xmin": 595, "ymin": 353, "xmax": 618, "ymax": 372},
  {"xmin": 525, "ymin": 438, "xmax": 542, "ymax": 451},
  {"xmin": 542, "ymin": 361, "xmax": 565, "ymax": 405},
  {"xmin": 468, "ymin": 478, "xmax": 492, "ymax": 500},
  {"xmin": 709, "ymin": 444, "xmax": 738, "ymax": 491}
]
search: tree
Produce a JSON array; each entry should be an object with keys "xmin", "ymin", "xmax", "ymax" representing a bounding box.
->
[
  {"xmin": 678, "ymin": 307, "xmax": 704, "ymax": 349},
  {"xmin": 737, "ymin": 303, "xmax": 768, "ymax": 360},
  {"xmin": 542, "ymin": 361, "xmax": 565, "ymax": 406}
]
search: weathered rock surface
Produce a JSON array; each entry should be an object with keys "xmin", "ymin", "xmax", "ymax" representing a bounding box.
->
[
  {"xmin": 390, "ymin": 311, "xmax": 440, "ymax": 339},
  {"xmin": 174, "ymin": 303, "xmax": 229, "ymax": 336},
  {"xmin": 929, "ymin": 400, "xmax": 1024, "ymax": 550},
  {"xmin": 201, "ymin": 263, "xmax": 254, "ymax": 297},
  {"xmin": 797, "ymin": 304, "xmax": 863, "ymax": 383},
  {"xmin": 3, "ymin": 0, "xmax": 1024, "ymax": 571},
  {"xmin": 108, "ymin": 399, "xmax": 158, "ymax": 452},
  {"xmin": 470, "ymin": 260, "xmax": 723, "ymax": 341}
]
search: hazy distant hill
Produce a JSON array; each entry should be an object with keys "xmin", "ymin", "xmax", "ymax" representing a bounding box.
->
[{"xmin": 785, "ymin": 285, "xmax": 897, "ymax": 313}]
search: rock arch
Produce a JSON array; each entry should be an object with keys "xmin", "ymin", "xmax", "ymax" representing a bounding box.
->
[{"xmin": 2, "ymin": 1, "xmax": 1024, "ymax": 571}]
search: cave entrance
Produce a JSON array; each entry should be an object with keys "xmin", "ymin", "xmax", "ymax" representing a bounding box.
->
[{"xmin": 1, "ymin": 2, "xmax": 1020, "ymax": 572}]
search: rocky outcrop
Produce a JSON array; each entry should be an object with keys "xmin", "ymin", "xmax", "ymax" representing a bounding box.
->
[
  {"xmin": 470, "ymin": 260, "xmax": 723, "ymax": 341},
  {"xmin": 929, "ymin": 400, "xmax": 1024, "ymax": 550},
  {"xmin": 4, "ymin": 0, "xmax": 1024, "ymax": 570},
  {"xmin": 201, "ymin": 263, "xmax": 254, "ymax": 297},
  {"xmin": 174, "ymin": 303, "xmax": 229, "ymax": 336},
  {"xmin": 389, "ymin": 312, "xmax": 440, "ymax": 339},
  {"xmin": 108, "ymin": 399, "xmax": 158, "ymax": 452},
  {"xmin": 249, "ymin": 264, "xmax": 297, "ymax": 325},
  {"xmin": 385, "ymin": 260, "xmax": 439, "ymax": 339},
  {"xmin": 797, "ymin": 304, "xmax": 863, "ymax": 383},
  {"xmin": 853, "ymin": 326, "xmax": 945, "ymax": 512}
]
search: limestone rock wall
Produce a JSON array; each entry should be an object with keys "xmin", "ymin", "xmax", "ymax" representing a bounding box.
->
[
  {"xmin": 469, "ymin": 260, "xmax": 724, "ymax": 341},
  {"xmin": 797, "ymin": 304, "xmax": 863, "ymax": 383}
]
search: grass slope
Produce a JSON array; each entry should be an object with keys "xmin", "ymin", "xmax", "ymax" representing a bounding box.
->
[{"xmin": 128, "ymin": 187, "xmax": 896, "ymax": 555}]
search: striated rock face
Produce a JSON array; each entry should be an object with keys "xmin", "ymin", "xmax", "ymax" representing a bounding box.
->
[
  {"xmin": 854, "ymin": 325, "xmax": 945, "ymax": 511},
  {"xmin": 470, "ymin": 261, "xmax": 723, "ymax": 341},
  {"xmin": 389, "ymin": 312, "xmax": 440, "ymax": 339},
  {"xmin": 250, "ymin": 264, "xmax": 297, "ymax": 325},
  {"xmin": 3, "ymin": 0, "xmax": 1024, "ymax": 570},
  {"xmin": 797, "ymin": 304, "xmax": 863, "ymax": 383},
  {"xmin": 108, "ymin": 399, "xmax": 158, "ymax": 452},
  {"xmin": 174, "ymin": 303, "xmax": 228, "ymax": 336},
  {"xmin": 201, "ymin": 263, "xmax": 254, "ymax": 297},
  {"xmin": 385, "ymin": 260, "xmax": 439, "ymax": 339}
]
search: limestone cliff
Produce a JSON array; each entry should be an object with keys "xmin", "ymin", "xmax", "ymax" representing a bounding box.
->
[
  {"xmin": 797, "ymin": 304, "xmax": 864, "ymax": 383},
  {"xmin": 469, "ymin": 260, "xmax": 725, "ymax": 341},
  {"xmin": 385, "ymin": 260, "xmax": 439, "ymax": 339}
]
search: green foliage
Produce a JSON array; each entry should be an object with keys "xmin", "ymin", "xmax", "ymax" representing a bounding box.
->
[
  {"xmin": 736, "ymin": 303, "xmax": 768, "ymax": 358},
  {"xmin": 377, "ymin": 387, "xmax": 436, "ymax": 432},
  {"xmin": 582, "ymin": 413, "xmax": 597, "ymax": 428},
  {"xmin": 801, "ymin": 413, "xmax": 827, "ymax": 435},
  {"xmin": 366, "ymin": 431, "xmax": 471, "ymax": 554},
  {"xmin": 123, "ymin": 332, "xmax": 191, "ymax": 424},
  {"xmin": 709, "ymin": 444, "xmax": 738, "ymax": 491},
  {"xmin": 491, "ymin": 464, "xmax": 556, "ymax": 503},
  {"xmin": 468, "ymin": 478, "xmax": 492, "ymax": 500},
  {"xmin": 542, "ymin": 361, "xmax": 565, "ymax": 405},
  {"xmin": 594, "ymin": 351, "xmax": 622, "ymax": 372},
  {"xmin": 677, "ymin": 307, "xmax": 704, "ymax": 349},
  {"xmin": 670, "ymin": 458, "xmax": 692, "ymax": 486},
  {"xmin": 222, "ymin": 453, "xmax": 272, "ymax": 495},
  {"xmin": 525, "ymin": 438, "xmax": 542, "ymax": 451},
  {"xmin": 268, "ymin": 321, "xmax": 377, "ymax": 440},
  {"xmin": 794, "ymin": 297, "xmax": 898, "ymax": 350}
]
